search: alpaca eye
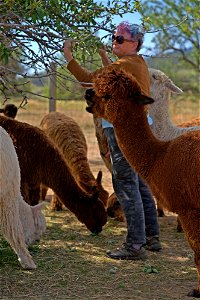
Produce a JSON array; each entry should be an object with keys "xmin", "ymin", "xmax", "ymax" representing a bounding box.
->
[
  {"xmin": 103, "ymin": 94, "xmax": 110, "ymax": 101},
  {"xmin": 152, "ymin": 74, "xmax": 158, "ymax": 80}
]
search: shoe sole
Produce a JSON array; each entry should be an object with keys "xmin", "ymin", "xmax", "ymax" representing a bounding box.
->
[
  {"xmin": 106, "ymin": 254, "xmax": 148, "ymax": 260},
  {"xmin": 146, "ymin": 246, "xmax": 162, "ymax": 252}
]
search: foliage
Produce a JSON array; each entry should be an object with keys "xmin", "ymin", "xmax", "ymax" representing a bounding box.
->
[
  {"xmin": 28, "ymin": 49, "xmax": 104, "ymax": 100},
  {"xmin": 147, "ymin": 53, "xmax": 199, "ymax": 96},
  {"xmin": 0, "ymin": 0, "xmax": 141, "ymax": 100},
  {"xmin": 143, "ymin": 265, "xmax": 159, "ymax": 273},
  {"xmin": 139, "ymin": 0, "xmax": 200, "ymax": 72}
]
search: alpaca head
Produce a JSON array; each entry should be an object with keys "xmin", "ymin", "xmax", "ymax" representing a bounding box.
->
[
  {"xmin": 77, "ymin": 192, "xmax": 107, "ymax": 234},
  {"xmin": 149, "ymin": 68, "xmax": 183, "ymax": 101},
  {"xmin": 19, "ymin": 200, "xmax": 46, "ymax": 246},
  {"xmin": 0, "ymin": 104, "xmax": 18, "ymax": 119},
  {"xmin": 85, "ymin": 68, "xmax": 154, "ymax": 123}
]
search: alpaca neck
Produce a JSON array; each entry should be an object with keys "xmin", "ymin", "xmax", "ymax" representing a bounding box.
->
[
  {"xmin": 149, "ymin": 91, "xmax": 177, "ymax": 140},
  {"xmin": 19, "ymin": 195, "xmax": 31, "ymax": 216},
  {"xmin": 113, "ymin": 103, "xmax": 167, "ymax": 181},
  {"xmin": 43, "ymin": 148, "xmax": 88, "ymax": 211}
]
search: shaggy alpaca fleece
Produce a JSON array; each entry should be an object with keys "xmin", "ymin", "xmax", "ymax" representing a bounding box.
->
[
  {"xmin": 0, "ymin": 103, "xmax": 18, "ymax": 118},
  {"xmin": 0, "ymin": 116, "xmax": 107, "ymax": 234},
  {"xmin": 148, "ymin": 68, "xmax": 200, "ymax": 141},
  {"xmin": 85, "ymin": 67, "xmax": 200, "ymax": 298},
  {"xmin": 179, "ymin": 117, "xmax": 200, "ymax": 128},
  {"xmin": 0, "ymin": 126, "xmax": 45, "ymax": 269},
  {"xmin": 92, "ymin": 68, "xmax": 200, "ymax": 222},
  {"xmin": 40, "ymin": 112, "xmax": 109, "ymax": 209}
]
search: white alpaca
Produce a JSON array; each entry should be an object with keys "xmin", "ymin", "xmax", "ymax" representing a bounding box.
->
[
  {"xmin": 148, "ymin": 68, "xmax": 200, "ymax": 141},
  {"xmin": 0, "ymin": 126, "xmax": 46, "ymax": 269},
  {"xmin": 149, "ymin": 68, "xmax": 200, "ymax": 219}
]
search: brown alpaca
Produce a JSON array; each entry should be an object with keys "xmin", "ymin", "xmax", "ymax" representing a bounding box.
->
[
  {"xmin": 0, "ymin": 103, "xmax": 18, "ymax": 118},
  {"xmin": 84, "ymin": 67, "xmax": 200, "ymax": 298},
  {"xmin": 92, "ymin": 70, "xmax": 200, "ymax": 223},
  {"xmin": 0, "ymin": 116, "xmax": 107, "ymax": 234},
  {"xmin": 106, "ymin": 192, "xmax": 125, "ymax": 222},
  {"xmin": 179, "ymin": 117, "xmax": 200, "ymax": 128},
  {"xmin": 40, "ymin": 112, "xmax": 109, "ymax": 210}
]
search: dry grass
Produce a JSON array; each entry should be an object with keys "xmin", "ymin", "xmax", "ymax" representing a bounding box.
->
[{"xmin": 0, "ymin": 98, "xmax": 199, "ymax": 299}]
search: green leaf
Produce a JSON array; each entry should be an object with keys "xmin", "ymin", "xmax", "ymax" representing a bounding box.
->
[{"xmin": 143, "ymin": 265, "xmax": 159, "ymax": 274}]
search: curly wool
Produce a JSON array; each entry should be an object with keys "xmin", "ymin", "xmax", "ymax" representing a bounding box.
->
[
  {"xmin": 40, "ymin": 112, "xmax": 109, "ymax": 209},
  {"xmin": 87, "ymin": 68, "xmax": 200, "ymax": 297},
  {"xmin": 0, "ymin": 126, "xmax": 46, "ymax": 269},
  {"xmin": 0, "ymin": 116, "xmax": 107, "ymax": 234}
]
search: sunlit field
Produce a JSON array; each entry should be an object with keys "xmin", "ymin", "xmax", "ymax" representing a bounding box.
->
[{"xmin": 0, "ymin": 96, "xmax": 199, "ymax": 300}]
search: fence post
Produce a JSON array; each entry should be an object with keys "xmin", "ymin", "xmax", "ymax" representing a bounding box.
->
[{"xmin": 49, "ymin": 62, "xmax": 56, "ymax": 112}]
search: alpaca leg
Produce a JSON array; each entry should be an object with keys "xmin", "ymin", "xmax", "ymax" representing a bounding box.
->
[
  {"xmin": 40, "ymin": 184, "xmax": 48, "ymax": 200},
  {"xmin": 176, "ymin": 215, "xmax": 183, "ymax": 232},
  {"xmin": 0, "ymin": 210, "xmax": 36, "ymax": 269},
  {"xmin": 152, "ymin": 189, "xmax": 165, "ymax": 217},
  {"xmin": 107, "ymin": 192, "xmax": 125, "ymax": 222},
  {"xmin": 178, "ymin": 210, "xmax": 200, "ymax": 297},
  {"xmin": 51, "ymin": 193, "xmax": 63, "ymax": 211},
  {"xmin": 187, "ymin": 252, "xmax": 200, "ymax": 298},
  {"xmin": 28, "ymin": 187, "xmax": 41, "ymax": 206},
  {"xmin": 157, "ymin": 203, "xmax": 165, "ymax": 217}
]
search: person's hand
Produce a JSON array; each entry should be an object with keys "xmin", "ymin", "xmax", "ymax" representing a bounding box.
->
[
  {"xmin": 64, "ymin": 40, "xmax": 72, "ymax": 50},
  {"xmin": 63, "ymin": 40, "xmax": 73, "ymax": 62},
  {"xmin": 98, "ymin": 45, "xmax": 112, "ymax": 66},
  {"xmin": 98, "ymin": 45, "xmax": 107, "ymax": 58}
]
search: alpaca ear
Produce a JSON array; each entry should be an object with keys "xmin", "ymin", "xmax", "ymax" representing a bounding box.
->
[
  {"xmin": 96, "ymin": 171, "xmax": 102, "ymax": 184},
  {"xmin": 86, "ymin": 106, "xmax": 93, "ymax": 113},
  {"xmin": 32, "ymin": 201, "xmax": 47, "ymax": 213},
  {"xmin": 165, "ymin": 82, "xmax": 183, "ymax": 94},
  {"xmin": 84, "ymin": 88, "xmax": 95, "ymax": 101},
  {"xmin": 134, "ymin": 94, "xmax": 154, "ymax": 105}
]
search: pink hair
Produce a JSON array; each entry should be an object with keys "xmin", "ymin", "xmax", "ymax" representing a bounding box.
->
[{"xmin": 116, "ymin": 21, "xmax": 132, "ymax": 34}]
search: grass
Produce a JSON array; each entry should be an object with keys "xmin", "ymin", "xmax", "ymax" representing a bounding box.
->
[
  {"xmin": 0, "ymin": 97, "xmax": 199, "ymax": 299},
  {"xmin": 0, "ymin": 208, "xmax": 197, "ymax": 300}
]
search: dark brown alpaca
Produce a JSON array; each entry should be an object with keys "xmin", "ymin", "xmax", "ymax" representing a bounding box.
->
[
  {"xmin": 40, "ymin": 112, "xmax": 109, "ymax": 210},
  {"xmin": 0, "ymin": 116, "xmax": 107, "ymax": 234},
  {"xmin": 0, "ymin": 103, "xmax": 18, "ymax": 118},
  {"xmin": 84, "ymin": 67, "xmax": 200, "ymax": 298},
  {"xmin": 106, "ymin": 192, "xmax": 124, "ymax": 222}
]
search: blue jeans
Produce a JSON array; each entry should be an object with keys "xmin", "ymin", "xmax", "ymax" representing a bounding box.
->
[{"xmin": 104, "ymin": 127, "xmax": 160, "ymax": 246}]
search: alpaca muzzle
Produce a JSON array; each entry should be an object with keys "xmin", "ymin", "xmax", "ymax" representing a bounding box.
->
[{"xmin": 85, "ymin": 88, "xmax": 96, "ymax": 113}]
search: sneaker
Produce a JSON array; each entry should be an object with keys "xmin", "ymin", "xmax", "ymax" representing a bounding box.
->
[
  {"xmin": 145, "ymin": 237, "xmax": 162, "ymax": 252},
  {"xmin": 106, "ymin": 243, "xmax": 148, "ymax": 260}
]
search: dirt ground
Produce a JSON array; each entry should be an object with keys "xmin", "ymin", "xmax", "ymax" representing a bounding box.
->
[{"xmin": 0, "ymin": 100, "xmax": 199, "ymax": 299}]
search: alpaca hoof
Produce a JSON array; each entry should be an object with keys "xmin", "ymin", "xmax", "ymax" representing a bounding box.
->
[
  {"xmin": 176, "ymin": 216, "xmax": 183, "ymax": 232},
  {"xmin": 19, "ymin": 258, "xmax": 37, "ymax": 270},
  {"xmin": 114, "ymin": 215, "xmax": 125, "ymax": 222},
  {"xmin": 176, "ymin": 225, "xmax": 183, "ymax": 232},
  {"xmin": 187, "ymin": 289, "xmax": 200, "ymax": 298},
  {"xmin": 157, "ymin": 209, "xmax": 165, "ymax": 217}
]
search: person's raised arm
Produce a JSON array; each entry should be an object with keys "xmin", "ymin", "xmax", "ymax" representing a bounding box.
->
[
  {"xmin": 64, "ymin": 40, "xmax": 73, "ymax": 63},
  {"xmin": 63, "ymin": 39, "xmax": 98, "ymax": 86},
  {"xmin": 98, "ymin": 47, "xmax": 112, "ymax": 66}
]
